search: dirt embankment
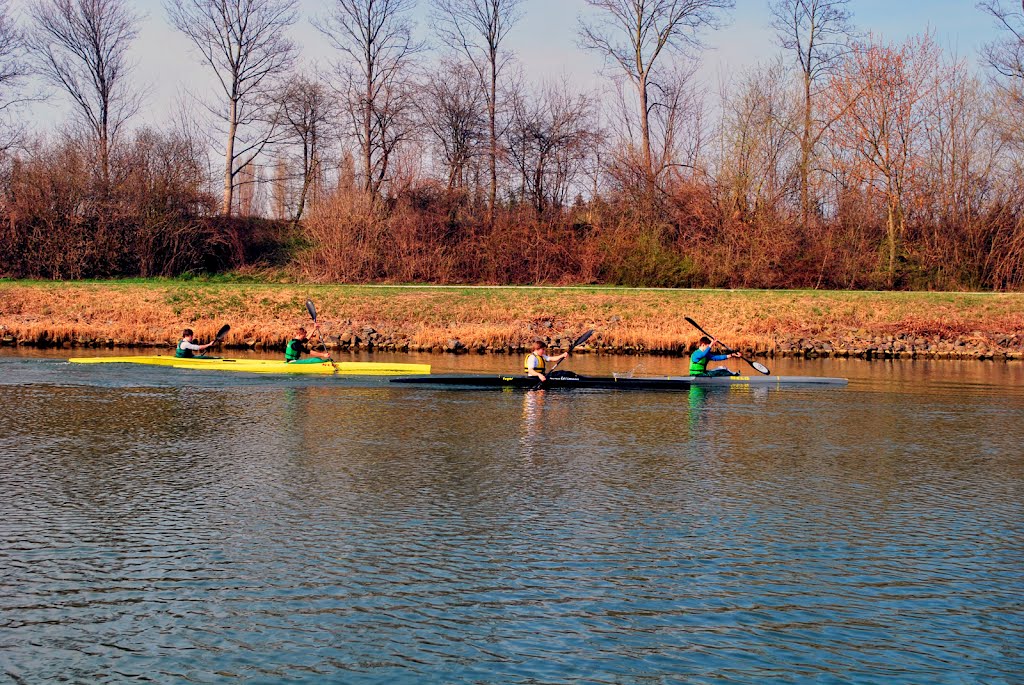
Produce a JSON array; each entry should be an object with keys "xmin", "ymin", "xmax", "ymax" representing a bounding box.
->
[{"xmin": 2, "ymin": 282, "xmax": 1023, "ymax": 361}]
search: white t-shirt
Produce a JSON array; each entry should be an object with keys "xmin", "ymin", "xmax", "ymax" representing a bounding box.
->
[
  {"xmin": 178, "ymin": 340, "xmax": 203, "ymax": 351},
  {"xmin": 526, "ymin": 353, "xmax": 554, "ymax": 371}
]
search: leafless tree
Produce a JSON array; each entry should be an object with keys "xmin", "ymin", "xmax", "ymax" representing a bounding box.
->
[
  {"xmin": 317, "ymin": 0, "xmax": 420, "ymax": 197},
  {"xmin": 433, "ymin": 0, "xmax": 523, "ymax": 219},
  {"xmin": 0, "ymin": 1, "xmax": 31, "ymax": 152},
  {"xmin": 579, "ymin": 0, "xmax": 733, "ymax": 183},
  {"xmin": 417, "ymin": 58, "xmax": 486, "ymax": 190},
  {"xmin": 278, "ymin": 73, "xmax": 335, "ymax": 225},
  {"xmin": 979, "ymin": 0, "xmax": 1024, "ymax": 83},
  {"xmin": 718, "ymin": 60, "xmax": 798, "ymax": 221},
  {"xmin": 770, "ymin": 0, "xmax": 856, "ymax": 230},
  {"xmin": 166, "ymin": 0, "xmax": 299, "ymax": 216},
  {"xmin": 603, "ymin": 61, "xmax": 706, "ymax": 193},
  {"xmin": 28, "ymin": 0, "xmax": 141, "ymax": 185},
  {"xmin": 505, "ymin": 81, "xmax": 599, "ymax": 214}
]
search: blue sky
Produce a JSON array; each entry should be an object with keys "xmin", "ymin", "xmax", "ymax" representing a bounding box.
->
[{"xmin": 21, "ymin": 0, "xmax": 1003, "ymax": 128}]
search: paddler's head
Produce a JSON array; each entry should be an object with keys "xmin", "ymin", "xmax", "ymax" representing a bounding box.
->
[
  {"xmin": 182, "ymin": 328, "xmax": 194, "ymax": 341},
  {"xmin": 295, "ymin": 326, "xmax": 308, "ymax": 341},
  {"xmin": 698, "ymin": 336, "xmax": 712, "ymax": 350},
  {"xmin": 532, "ymin": 340, "xmax": 547, "ymax": 353}
]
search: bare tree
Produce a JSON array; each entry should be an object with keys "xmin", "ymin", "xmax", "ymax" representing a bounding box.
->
[
  {"xmin": 718, "ymin": 60, "xmax": 798, "ymax": 222},
  {"xmin": 318, "ymin": 0, "xmax": 420, "ymax": 197},
  {"xmin": 505, "ymin": 82, "xmax": 599, "ymax": 214},
  {"xmin": 0, "ymin": 1, "xmax": 31, "ymax": 151},
  {"xmin": 167, "ymin": 0, "xmax": 299, "ymax": 216},
  {"xmin": 770, "ymin": 0, "xmax": 856, "ymax": 230},
  {"xmin": 433, "ymin": 0, "xmax": 523, "ymax": 219},
  {"xmin": 28, "ymin": 0, "xmax": 140, "ymax": 184},
  {"xmin": 579, "ymin": 0, "xmax": 733, "ymax": 183},
  {"xmin": 979, "ymin": 0, "xmax": 1024, "ymax": 83},
  {"xmin": 417, "ymin": 58, "xmax": 486, "ymax": 190},
  {"xmin": 278, "ymin": 73, "xmax": 334, "ymax": 225},
  {"xmin": 825, "ymin": 34, "xmax": 940, "ymax": 287}
]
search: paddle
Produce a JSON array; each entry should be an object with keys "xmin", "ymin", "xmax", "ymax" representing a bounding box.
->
[
  {"xmin": 535, "ymin": 329, "xmax": 594, "ymax": 387},
  {"xmin": 684, "ymin": 317, "xmax": 770, "ymax": 375},
  {"xmin": 197, "ymin": 324, "xmax": 230, "ymax": 359},
  {"xmin": 305, "ymin": 299, "xmax": 338, "ymax": 369}
]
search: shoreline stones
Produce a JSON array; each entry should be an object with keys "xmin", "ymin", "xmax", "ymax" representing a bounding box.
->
[{"xmin": 6, "ymin": 329, "xmax": 1023, "ymax": 361}]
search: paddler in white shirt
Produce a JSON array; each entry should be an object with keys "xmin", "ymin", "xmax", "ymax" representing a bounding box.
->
[
  {"xmin": 174, "ymin": 328, "xmax": 216, "ymax": 358},
  {"xmin": 524, "ymin": 340, "xmax": 567, "ymax": 383}
]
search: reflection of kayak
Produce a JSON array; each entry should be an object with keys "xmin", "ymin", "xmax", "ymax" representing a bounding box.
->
[
  {"xmin": 68, "ymin": 356, "xmax": 431, "ymax": 375},
  {"xmin": 390, "ymin": 373, "xmax": 848, "ymax": 390}
]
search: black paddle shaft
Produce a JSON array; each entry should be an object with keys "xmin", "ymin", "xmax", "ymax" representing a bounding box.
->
[
  {"xmin": 536, "ymin": 330, "xmax": 595, "ymax": 387},
  {"xmin": 684, "ymin": 317, "xmax": 770, "ymax": 375},
  {"xmin": 305, "ymin": 299, "xmax": 337, "ymax": 367}
]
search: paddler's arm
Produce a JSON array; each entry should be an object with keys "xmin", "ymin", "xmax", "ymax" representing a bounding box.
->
[{"xmin": 708, "ymin": 338, "xmax": 740, "ymax": 360}]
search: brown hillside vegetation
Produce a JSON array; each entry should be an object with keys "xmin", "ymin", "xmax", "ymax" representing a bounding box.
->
[{"xmin": 2, "ymin": 283, "xmax": 1023, "ymax": 360}]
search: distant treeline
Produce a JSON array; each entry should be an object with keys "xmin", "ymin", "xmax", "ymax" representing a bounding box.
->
[{"xmin": 3, "ymin": 0, "xmax": 1024, "ymax": 290}]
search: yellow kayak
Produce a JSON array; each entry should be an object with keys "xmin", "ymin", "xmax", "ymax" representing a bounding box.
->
[{"xmin": 68, "ymin": 355, "xmax": 431, "ymax": 375}]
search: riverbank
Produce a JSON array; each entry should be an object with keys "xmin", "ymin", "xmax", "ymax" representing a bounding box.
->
[{"xmin": 2, "ymin": 281, "xmax": 1023, "ymax": 360}]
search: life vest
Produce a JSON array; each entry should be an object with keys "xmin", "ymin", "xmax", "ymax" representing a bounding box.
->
[
  {"xmin": 689, "ymin": 348, "xmax": 710, "ymax": 374},
  {"xmin": 524, "ymin": 352, "xmax": 546, "ymax": 373},
  {"xmin": 175, "ymin": 340, "xmax": 194, "ymax": 358},
  {"xmin": 285, "ymin": 339, "xmax": 305, "ymax": 362}
]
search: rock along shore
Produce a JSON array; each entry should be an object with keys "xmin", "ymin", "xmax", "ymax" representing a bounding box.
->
[{"xmin": 2, "ymin": 327, "xmax": 1022, "ymax": 362}]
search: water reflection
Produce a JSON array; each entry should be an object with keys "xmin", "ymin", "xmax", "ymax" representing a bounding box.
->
[{"xmin": 1, "ymin": 356, "xmax": 1023, "ymax": 684}]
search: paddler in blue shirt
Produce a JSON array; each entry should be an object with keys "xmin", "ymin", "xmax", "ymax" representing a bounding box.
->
[
  {"xmin": 690, "ymin": 336, "xmax": 741, "ymax": 377},
  {"xmin": 525, "ymin": 340, "xmax": 567, "ymax": 383},
  {"xmin": 284, "ymin": 326, "xmax": 332, "ymax": 364}
]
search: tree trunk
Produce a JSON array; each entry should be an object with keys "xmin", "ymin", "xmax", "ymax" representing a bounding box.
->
[
  {"xmin": 99, "ymin": 128, "xmax": 110, "ymax": 191},
  {"xmin": 886, "ymin": 194, "xmax": 903, "ymax": 289},
  {"xmin": 488, "ymin": 53, "xmax": 498, "ymax": 225},
  {"xmin": 363, "ymin": 93, "xmax": 373, "ymax": 194},
  {"xmin": 638, "ymin": 77, "xmax": 653, "ymax": 180},
  {"xmin": 800, "ymin": 70, "xmax": 812, "ymax": 231},
  {"xmin": 223, "ymin": 98, "xmax": 237, "ymax": 216}
]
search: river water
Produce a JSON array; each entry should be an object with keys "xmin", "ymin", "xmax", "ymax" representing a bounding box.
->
[{"xmin": 1, "ymin": 351, "xmax": 1022, "ymax": 684}]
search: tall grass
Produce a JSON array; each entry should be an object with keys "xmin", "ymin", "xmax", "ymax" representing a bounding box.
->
[{"xmin": 3, "ymin": 282, "xmax": 1022, "ymax": 351}]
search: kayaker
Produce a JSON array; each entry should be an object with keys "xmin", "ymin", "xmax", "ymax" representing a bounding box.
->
[
  {"xmin": 175, "ymin": 329, "xmax": 216, "ymax": 358},
  {"xmin": 525, "ymin": 340, "xmax": 568, "ymax": 383},
  {"xmin": 284, "ymin": 326, "xmax": 331, "ymax": 364},
  {"xmin": 690, "ymin": 336, "xmax": 741, "ymax": 377}
]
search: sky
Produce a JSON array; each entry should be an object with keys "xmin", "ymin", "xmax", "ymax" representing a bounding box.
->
[{"xmin": 16, "ymin": 0, "xmax": 1004, "ymax": 130}]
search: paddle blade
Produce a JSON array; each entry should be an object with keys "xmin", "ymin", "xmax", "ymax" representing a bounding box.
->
[
  {"xmin": 214, "ymin": 324, "xmax": 230, "ymax": 341},
  {"xmin": 306, "ymin": 299, "xmax": 317, "ymax": 322},
  {"xmin": 684, "ymin": 317, "xmax": 709, "ymax": 336},
  {"xmin": 571, "ymin": 329, "xmax": 594, "ymax": 350},
  {"xmin": 751, "ymin": 360, "xmax": 771, "ymax": 375}
]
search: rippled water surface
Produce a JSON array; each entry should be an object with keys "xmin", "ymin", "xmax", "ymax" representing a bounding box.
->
[{"xmin": 1, "ymin": 351, "xmax": 1023, "ymax": 684}]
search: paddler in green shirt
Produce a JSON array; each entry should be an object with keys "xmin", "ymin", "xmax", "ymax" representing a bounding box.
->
[{"xmin": 284, "ymin": 326, "xmax": 332, "ymax": 364}]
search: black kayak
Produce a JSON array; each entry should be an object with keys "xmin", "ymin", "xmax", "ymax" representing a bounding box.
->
[{"xmin": 390, "ymin": 373, "xmax": 848, "ymax": 390}]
